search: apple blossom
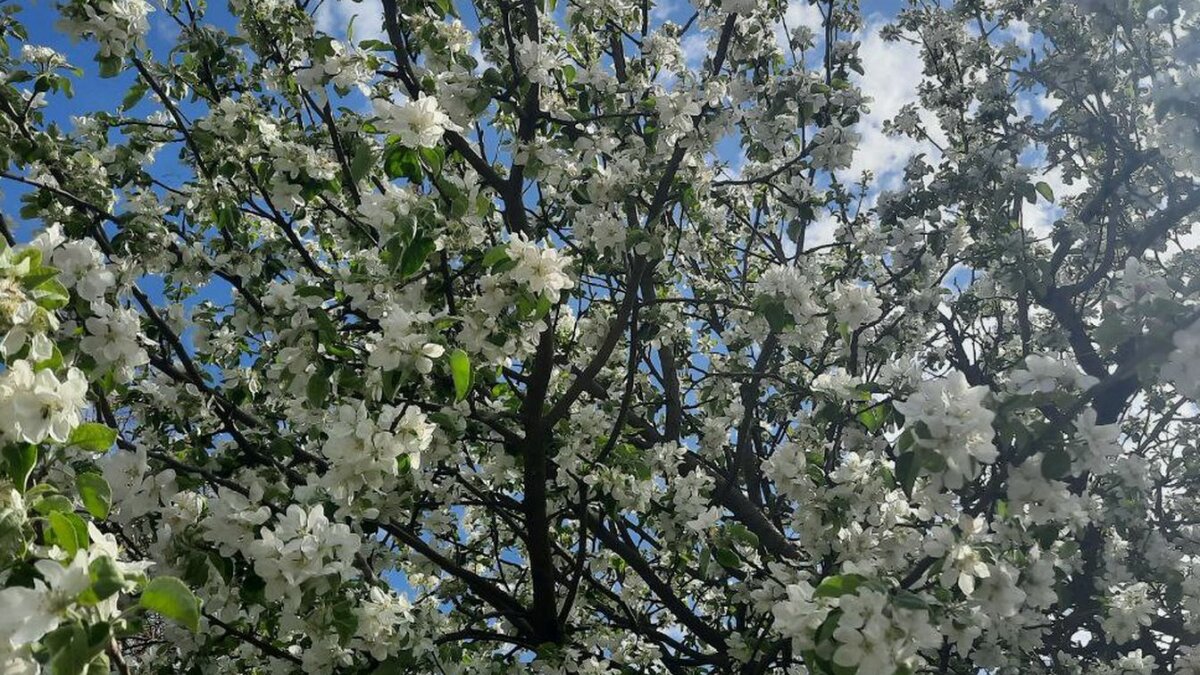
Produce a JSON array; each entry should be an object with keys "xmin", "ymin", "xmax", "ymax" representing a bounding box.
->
[{"xmin": 0, "ymin": 0, "xmax": 1194, "ymax": 671}]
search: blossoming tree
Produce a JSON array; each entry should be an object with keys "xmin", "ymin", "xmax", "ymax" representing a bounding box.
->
[{"xmin": 0, "ymin": 0, "xmax": 1198, "ymax": 671}]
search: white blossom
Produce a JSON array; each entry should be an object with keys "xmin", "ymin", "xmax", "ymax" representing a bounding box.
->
[{"xmin": 374, "ymin": 95, "xmax": 459, "ymax": 149}]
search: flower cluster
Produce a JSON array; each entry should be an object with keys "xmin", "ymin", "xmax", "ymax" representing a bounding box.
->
[
  {"xmin": 248, "ymin": 504, "xmax": 361, "ymax": 606},
  {"xmin": 320, "ymin": 402, "xmax": 433, "ymax": 500},
  {"xmin": 367, "ymin": 309, "xmax": 444, "ymax": 375},
  {"xmin": 894, "ymin": 372, "xmax": 997, "ymax": 490},
  {"xmin": 57, "ymin": 0, "xmax": 152, "ymax": 58},
  {"xmin": 506, "ymin": 235, "xmax": 575, "ymax": 302},
  {"xmin": 1162, "ymin": 320, "xmax": 1200, "ymax": 399},
  {"xmin": 0, "ymin": 361, "xmax": 88, "ymax": 445},
  {"xmin": 373, "ymin": 95, "xmax": 458, "ymax": 149},
  {"xmin": 81, "ymin": 303, "xmax": 149, "ymax": 380}
]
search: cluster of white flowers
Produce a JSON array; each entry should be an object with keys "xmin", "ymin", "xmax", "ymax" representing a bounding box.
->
[
  {"xmin": 357, "ymin": 187, "xmax": 416, "ymax": 240},
  {"xmin": 771, "ymin": 580, "xmax": 828, "ymax": 651},
  {"xmin": 247, "ymin": 504, "xmax": 360, "ymax": 606},
  {"xmin": 58, "ymin": 0, "xmax": 152, "ymax": 58},
  {"xmin": 811, "ymin": 368, "xmax": 861, "ymax": 400},
  {"xmin": 0, "ymin": 361, "xmax": 89, "ymax": 444},
  {"xmin": 575, "ymin": 208, "xmax": 627, "ymax": 255},
  {"xmin": 670, "ymin": 470, "xmax": 720, "ymax": 534},
  {"xmin": 764, "ymin": 440, "xmax": 821, "ymax": 508},
  {"xmin": 353, "ymin": 587, "xmax": 415, "ymax": 661},
  {"xmin": 831, "ymin": 282, "xmax": 882, "ymax": 330},
  {"xmin": 20, "ymin": 44, "xmax": 67, "ymax": 69},
  {"xmin": 32, "ymin": 227, "xmax": 115, "ymax": 304},
  {"xmin": 0, "ymin": 280, "xmax": 50, "ymax": 360},
  {"xmin": 1007, "ymin": 353, "xmax": 1098, "ymax": 395},
  {"xmin": 974, "ymin": 560, "xmax": 1028, "ymax": 621},
  {"xmin": 1113, "ymin": 258, "xmax": 1171, "ymax": 310},
  {"xmin": 0, "ymin": 555, "xmax": 91, "ymax": 651},
  {"xmin": 516, "ymin": 38, "xmax": 562, "ymax": 87},
  {"xmin": 367, "ymin": 309, "xmax": 444, "ymax": 375},
  {"xmin": 1161, "ymin": 320, "xmax": 1200, "ymax": 399},
  {"xmin": 757, "ymin": 264, "xmax": 823, "ymax": 327},
  {"xmin": 373, "ymin": 95, "xmax": 458, "ymax": 149},
  {"xmin": 295, "ymin": 41, "xmax": 370, "ymax": 91},
  {"xmin": 101, "ymin": 445, "xmax": 178, "ymax": 523},
  {"xmin": 320, "ymin": 402, "xmax": 432, "ymax": 500},
  {"xmin": 506, "ymin": 235, "xmax": 575, "ymax": 302},
  {"xmin": 833, "ymin": 590, "xmax": 938, "ymax": 672},
  {"xmin": 201, "ymin": 485, "xmax": 272, "ymax": 557},
  {"xmin": 810, "ymin": 124, "xmax": 860, "ymax": 170},
  {"xmin": 923, "ymin": 515, "xmax": 991, "ymax": 595},
  {"xmin": 894, "ymin": 372, "xmax": 997, "ymax": 490},
  {"xmin": 1101, "ymin": 582, "xmax": 1156, "ymax": 643},
  {"xmin": 197, "ymin": 96, "xmax": 280, "ymax": 147},
  {"xmin": 268, "ymin": 139, "xmax": 339, "ymax": 204},
  {"xmin": 1071, "ymin": 408, "xmax": 1122, "ymax": 475},
  {"xmin": 0, "ymin": 525, "xmax": 147, "ymax": 667},
  {"xmin": 1149, "ymin": 13, "xmax": 1200, "ymax": 177},
  {"xmin": 81, "ymin": 302, "xmax": 149, "ymax": 379}
]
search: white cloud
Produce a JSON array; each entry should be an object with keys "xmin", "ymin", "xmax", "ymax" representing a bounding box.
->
[
  {"xmin": 1020, "ymin": 145, "xmax": 1089, "ymax": 238},
  {"xmin": 315, "ymin": 0, "xmax": 386, "ymax": 44},
  {"xmin": 802, "ymin": 212, "xmax": 838, "ymax": 250},
  {"xmin": 775, "ymin": 0, "xmax": 824, "ymax": 51},
  {"xmin": 842, "ymin": 20, "xmax": 943, "ymax": 187},
  {"xmin": 681, "ymin": 33, "xmax": 709, "ymax": 71},
  {"xmin": 1006, "ymin": 19, "xmax": 1033, "ymax": 49}
]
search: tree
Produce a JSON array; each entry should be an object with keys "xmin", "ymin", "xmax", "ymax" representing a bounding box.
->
[{"xmin": 0, "ymin": 0, "xmax": 1197, "ymax": 670}]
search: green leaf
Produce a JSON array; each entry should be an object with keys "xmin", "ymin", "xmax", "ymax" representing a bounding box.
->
[
  {"xmin": 293, "ymin": 285, "xmax": 328, "ymax": 299},
  {"xmin": 47, "ymin": 511, "xmax": 89, "ymax": 556},
  {"xmin": 383, "ymin": 144, "xmax": 422, "ymax": 182},
  {"xmin": 3, "ymin": 443, "xmax": 36, "ymax": 492},
  {"xmin": 482, "ymin": 244, "xmax": 510, "ymax": 269},
  {"xmin": 813, "ymin": 574, "xmax": 865, "ymax": 599},
  {"xmin": 31, "ymin": 278, "xmax": 70, "ymax": 309},
  {"xmin": 76, "ymin": 473, "xmax": 112, "ymax": 520},
  {"xmin": 1035, "ymin": 181, "xmax": 1055, "ymax": 202},
  {"xmin": 68, "ymin": 423, "xmax": 117, "ymax": 452},
  {"xmin": 33, "ymin": 494, "xmax": 74, "ymax": 515},
  {"xmin": 397, "ymin": 236, "xmax": 435, "ymax": 278},
  {"xmin": 306, "ymin": 364, "xmax": 332, "ymax": 408},
  {"xmin": 140, "ymin": 576, "xmax": 201, "ymax": 632},
  {"xmin": 892, "ymin": 589, "xmax": 929, "ymax": 610},
  {"xmin": 894, "ymin": 449, "xmax": 919, "ymax": 498},
  {"xmin": 1041, "ymin": 446, "xmax": 1072, "ymax": 480},
  {"xmin": 448, "ymin": 349, "xmax": 472, "ymax": 402},
  {"xmin": 20, "ymin": 265, "xmax": 60, "ymax": 289},
  {"xmin": 331, "ymin": 597, "xmax": 359, "ymax": 646},
  {"xmin": 838, "ymin": 321, "xmax": 851, "ymax": 344},
  {"xmin": 14, "ymin": 247, "xmax": 42, "ymax": 270},
  {"xmin": 856, "ymin": 402, "xmax": 888, "ymax": 433},
  {"xmin": 419, "ymin": 146, "xmax": 445, "ymax": 175},
  {"xmin": 35, "ymin": 344, "xmax": 64, "ymax": 372},
  {"xmin": 97, "ymin": 56, "xmax": 122, "ymax": 78},
  {"xmin": 121, "ymin": 81, "xmax": 148, "ymax": 111},
  {"xmin": 370, "ymin": 655, "xmax": 417, "ymax": 675},
  {"xmin": 753, "ymin": 296, "xmax": 794, "ymax": 332},
  {"xmin": 349, "ymin": 144, "xmax": 374, "ymax": 184},
  {"xmin": 79, "ymin": 555, "xmax": 126, "ymax": 605},
  {"xmin": 727, "ymin": 523, "xmax": 760, "ymax": 548},
  {"xmin": 45, "ymin": 620, "xmax": 108, "ymax": 675},
  {"xmin": 713, "ymin": 547, "xmax": 740, "ymax": 569}
]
